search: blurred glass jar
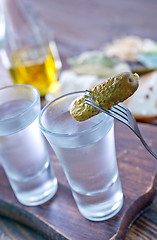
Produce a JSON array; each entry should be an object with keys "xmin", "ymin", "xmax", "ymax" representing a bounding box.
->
[{"xmin": 0, "ymin": 0, "xmax": 61, "ymax": 97}]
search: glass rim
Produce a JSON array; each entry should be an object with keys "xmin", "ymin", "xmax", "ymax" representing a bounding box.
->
[
  {"xmin": 39, "ymin": 91, "xmax": 111, "ymax": 138},
  {"xmin": 0, "ymin": 84, "xmax": 40, "ymax": 123}
]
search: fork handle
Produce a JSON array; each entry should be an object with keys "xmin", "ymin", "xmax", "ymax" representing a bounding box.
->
[{"xmin": 138, "ymin": 135, "xmax": 157, "ymax": 160}]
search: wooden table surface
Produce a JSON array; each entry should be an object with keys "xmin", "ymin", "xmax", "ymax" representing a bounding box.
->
[{"xmin": 0, "ymin": 0, "xmax": 157, "ymax": 239}]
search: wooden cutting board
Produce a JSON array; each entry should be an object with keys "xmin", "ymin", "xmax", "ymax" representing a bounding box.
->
[{"xmin": 0, "ymin": 121, "xmax": 157, "ymax": 240}]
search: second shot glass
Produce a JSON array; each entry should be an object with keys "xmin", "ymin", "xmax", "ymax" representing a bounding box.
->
[
  {"xmin": 39, "ymin": 91, "xmax": 123, "ymax": 221},
  {"xmin": 0, "ymin": 84, "xmax": 58, "ymax": 206}
]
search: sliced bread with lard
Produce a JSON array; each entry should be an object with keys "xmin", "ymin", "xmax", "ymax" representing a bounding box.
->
[{"xmin": 124, "ymin": 71, "xmax": 157, "ymax": 122}]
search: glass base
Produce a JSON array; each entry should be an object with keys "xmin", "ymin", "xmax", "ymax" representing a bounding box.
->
[
  {"xmin": 15, "ymin": 178, "xmax": 58, "ymax": 206},
  {"xmin": 72, "ymin": 175, "xmax": 123, "ymax": 221},
  {"xmin": 78, "ymin": 196, "xmax": 123, "ymax": 221}
]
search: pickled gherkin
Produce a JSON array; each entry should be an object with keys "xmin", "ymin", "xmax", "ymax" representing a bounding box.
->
[{"xmin": 70, "ymin": 72, "xmax": 139, "ymax": 121}]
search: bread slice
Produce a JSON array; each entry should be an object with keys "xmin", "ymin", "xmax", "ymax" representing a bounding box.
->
[{"xmin": 124, "ymin": 71, "xmax": 157, "ymax": 122}]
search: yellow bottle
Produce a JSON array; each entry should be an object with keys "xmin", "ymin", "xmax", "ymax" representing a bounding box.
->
[
  {"xmin": 1, "ymin": 0, "xmax": 61, "ymax": 97},
  {"xmin": 9, "ymin": 44, "xmax": 59, "ymax": 97}
]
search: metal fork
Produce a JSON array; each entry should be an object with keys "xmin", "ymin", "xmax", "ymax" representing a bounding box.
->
[{"xmin": 85, "ymin": 94, "xmax": 157, "ymax": 160}]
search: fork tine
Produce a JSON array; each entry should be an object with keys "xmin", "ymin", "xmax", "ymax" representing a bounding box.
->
[
  {"xmin": 112, "ymin": 105, "xmax": 127, "ymax": 115},
  {"xmin": 117, "ymin": 103, "xmax": 128, "ymax": 111},
  {"xmin": 85, "ymin": 94, "xmax": 93, "ymax": 99},
  {"xmin": 116, "ymin": 103, "xmax": 136, "ymax": 122},
  {"xmin": 112, "ymin": 104, "xmax": 128, "ymax": 116},
  {"xmin": 86, "ymin": 89, "xmax": 92, "ymax": 93},
  {"xmin": 85, "ymin": 99, "xmax": 129, "ymax": 125},
  {"xmin": 85, "ymin": 99, "xmax": 112, "ymax": 117},
  {"xmin": 109, "ymin": 109, "xmax": 129, "ymax": 124},
  {"xmin": 110, "ymin": 107, "xmax": 128, "ymax": 121},
  {"xmin": 111, "ymin": 105, "xmax": 128, "ymax": 121},
  {"xmin": 84, "ymin": 89, "xmax": 94, "ymax": 99}
]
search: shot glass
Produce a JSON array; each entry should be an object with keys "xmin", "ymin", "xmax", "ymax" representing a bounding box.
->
[
  {"xmin": 0, "ymin": 84, "xmax": 58, "ymax": 206},
  {"xmin": 39, "ymin": 91, "xmax": 123, "ymax": 221}
]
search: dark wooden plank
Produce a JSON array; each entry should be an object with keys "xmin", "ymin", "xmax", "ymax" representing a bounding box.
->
[
  {"xmin": 0, "ymin": 121, "xmax": 157, "ymax": 239},
  {"xmin": 0, "ymin": 215, "xmax": 47, "ymax": 240},
  {"xmin": 1, "ymin": 196, "xmax": 157, "ymax": 240},
  {"xmin": 126, "ymin": 196, "xmax": 157, "ymax": 240}
]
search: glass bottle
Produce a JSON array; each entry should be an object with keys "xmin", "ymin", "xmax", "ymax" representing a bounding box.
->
[{"xmin": 0, "ymin": 0, "xmax": 61, "ymax": 97}]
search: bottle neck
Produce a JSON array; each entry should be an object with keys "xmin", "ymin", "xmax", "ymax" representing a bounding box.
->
[
  {"xmin": 2, "ymin": 0, "xmax": 48, "ymax": 52},
  {"xmin": 4, "ymin": 0, "xmax": 31, "ymax": 33}
]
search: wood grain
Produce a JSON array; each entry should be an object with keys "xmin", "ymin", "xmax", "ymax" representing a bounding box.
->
[
  {"xmin": 0, "ymin": 197, "xmax": 157, "ymax": 240},
  {"xmin": 0, "ymin": 215, "xmax": 47, "ymax": 240},
  {"xmin": 126, "ymin": 196, "xmax": 157, "ymax": 240},
  {"xmin": 0, "ymin": 121, "xmax": 157, "ymax": 239}
]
